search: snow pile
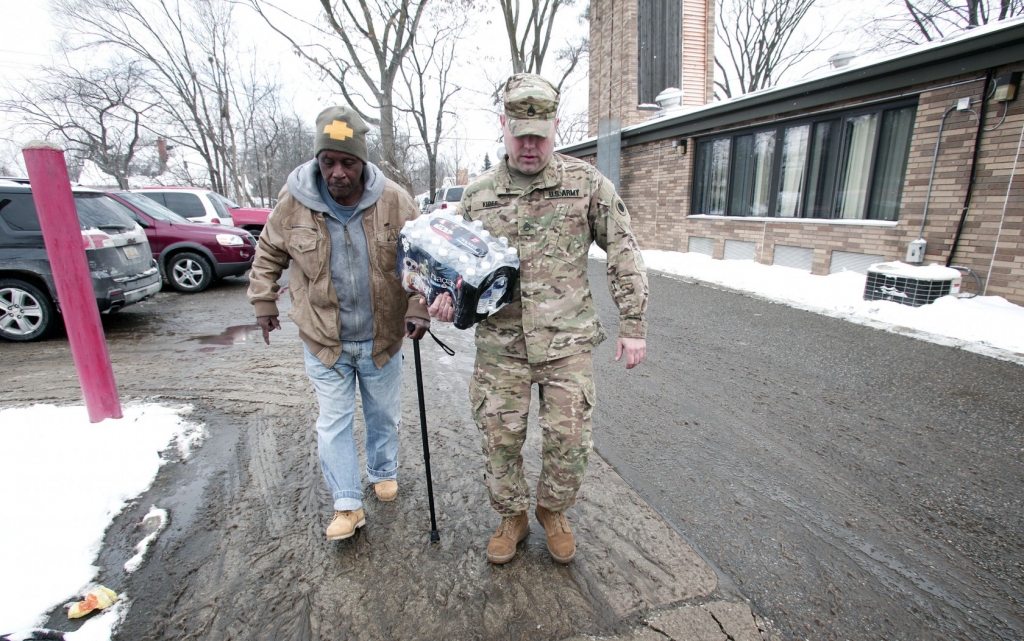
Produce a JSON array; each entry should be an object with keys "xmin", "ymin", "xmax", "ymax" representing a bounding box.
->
[
  {"xmin": 590, "ymin": 246, "xmax": 1024, "ymax": 362},
  {"xmin": 0, "ymin": 404, "xmax": 203, "ymax": 635}
]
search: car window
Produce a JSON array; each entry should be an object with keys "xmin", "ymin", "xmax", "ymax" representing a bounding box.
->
[
  {"xmin": 205, "ymin": 193, "xmax": 232, "ymax": 220},
  {"xmin": 210, "ymin": 192, "xmax": 240, "ymax": 210},
  {"xmin": 0, "ymin": 192, "xmax": 136, "ymax": 233},
  {"xmin": 162, "ymin": 192, "xmax": 206, "ymax": 219},
  {"xmin": 445, "ymin": 187, "xmax": 464, "ymax": 202},
  {"xmin": 139, "ymin": 192, "xmax": 166, "ymax": 207},
  {"xmin": 74, "ymin": 194, "xmax": 137, "ymax": 231},
  {"xmin": 0, "ymin": 193, "xmax": 41, "ymax": 231},
  {"xmin": 115, "ymin": 191, "xmax": 189, "ymax": 223}
]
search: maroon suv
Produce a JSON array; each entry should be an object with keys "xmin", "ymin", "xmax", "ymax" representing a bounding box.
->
[{"xmin": 106, "ymin": 191, "xmax": 256, "ymax": 293}]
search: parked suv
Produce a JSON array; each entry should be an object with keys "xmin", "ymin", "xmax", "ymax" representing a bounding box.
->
[
  {"xmin": 0, "ymin": 179, "xmax": 161, "ymax": 341},
  {"xmin": 106, "ymin": 191, "xmax": 256, "ymax": 293},
  {"xmin": 133, "ymin": 187, "xmax": 237, "ymax": 227},
  {"xmin": 425, "ymin": 185, "xmax": 466, "ymax": 213}
]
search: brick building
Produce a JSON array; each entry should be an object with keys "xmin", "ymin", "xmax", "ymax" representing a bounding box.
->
[{"xmin": 566, "ymin": 7, "xmax": 1024, "ymax": 305}]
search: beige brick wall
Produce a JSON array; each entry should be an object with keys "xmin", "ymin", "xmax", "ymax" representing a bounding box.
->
[
  {"xmin": 585, "ymin": 65, "xmax": 1024, "ymax": 304},
  {"xmin": 681, "ymin": 0, "xmax": 714, "ymax": 106},
  {"xmin": 589, "ymin": 0, "xmax": 642, "ymax": 136},
  {"xmin": 589, "ymin": 0, "xmax": 714, "ymax": 135}
]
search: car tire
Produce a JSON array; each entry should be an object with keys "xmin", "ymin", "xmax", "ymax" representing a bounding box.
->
[
  {"xmin": 241, "ymin": 225, "xmax": 263, "ymax": 238},
  {"xmin": 167, "ymin": 251, "xmax": 214, "ymax": 293},
  {"xmin": 0, "ymin": 279, "xmax": 56, "ymax": 342}
]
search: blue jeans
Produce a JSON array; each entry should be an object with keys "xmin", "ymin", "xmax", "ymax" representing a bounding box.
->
[{"xmin": 303, "ymin": 341, "xmax": 402, "ymax": 511}]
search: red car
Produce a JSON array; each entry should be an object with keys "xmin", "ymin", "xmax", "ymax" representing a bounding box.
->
[
  {"xmin": 106, "ymin": 191, "xmax": 256, "ymax": 293},
  {"xmin": 228, "ymin": 205, "xmax": 271, "ymax": 237}
]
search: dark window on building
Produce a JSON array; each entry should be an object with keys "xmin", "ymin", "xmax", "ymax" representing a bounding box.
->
[
  {"xmin": 693, "ymin": 137, "xmax": 730, "ymax": 216},
  {"xmin": 691, "ymin": 100, "xmax": 917, "ymax": 220},
  {"xmin": 638, "ymin": 0, "xmax": 682, "ymax": 105}
]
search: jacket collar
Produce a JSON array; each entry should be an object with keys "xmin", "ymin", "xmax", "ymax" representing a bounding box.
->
[{"xmin": 495, "ymin": 153, "xmax": 564, "ymax": 196}]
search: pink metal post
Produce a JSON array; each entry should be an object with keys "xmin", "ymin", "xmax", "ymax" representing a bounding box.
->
[{"xmin": 22, "ymin": 141, "xmax": 122, "ymax": 423}]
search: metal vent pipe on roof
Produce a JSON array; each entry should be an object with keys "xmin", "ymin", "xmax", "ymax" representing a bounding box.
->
[{"xmin": 828, "ymin": 51, "xmax": 857, "ymax": 69}]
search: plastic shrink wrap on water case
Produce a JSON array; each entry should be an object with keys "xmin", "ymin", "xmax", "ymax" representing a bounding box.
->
[{"xmin": 398, "ymin": 211, "xmax": 520, "ymax": 329}]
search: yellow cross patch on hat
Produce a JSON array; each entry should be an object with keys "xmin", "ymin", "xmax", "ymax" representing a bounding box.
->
[{"xmin": 324, "ymin": 120, "xmax": 354, "ymax": 141}]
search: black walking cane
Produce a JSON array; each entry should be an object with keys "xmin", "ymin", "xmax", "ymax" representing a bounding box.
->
[{"xmin": 408, "ymin": 322, "xmax": 441, "ymax": 542}]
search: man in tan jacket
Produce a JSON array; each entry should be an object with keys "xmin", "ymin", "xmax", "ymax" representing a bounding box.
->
[{"xmin": 247, "ymin": 105, "xmax": 429, "ymax": 541}]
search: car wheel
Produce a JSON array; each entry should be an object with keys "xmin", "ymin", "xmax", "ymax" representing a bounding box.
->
[
  {"xmin": 0, "ymin": 279, "xmax": 56, "ymax": 341},
  {"xmin": 167, "ymin": 251, "xmax": 213, "ymax": 293},
  {"xmin": 242, "ymin": 225, "xmax": 263, "ymax": 238}
]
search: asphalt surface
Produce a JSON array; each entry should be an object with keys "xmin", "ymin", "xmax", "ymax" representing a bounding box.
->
[
  {"xmin": 589, "ymin": 265, "xmax": 1024, "ymax": 640},
  {"xmin": 1, "ymin": 261, "xmax": 1021, "ymax": 640}
]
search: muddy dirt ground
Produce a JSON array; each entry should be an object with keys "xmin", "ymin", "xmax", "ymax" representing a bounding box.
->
[{"xmin": 1, "ymin": 268, "xmax": 762, "ymax": 641}]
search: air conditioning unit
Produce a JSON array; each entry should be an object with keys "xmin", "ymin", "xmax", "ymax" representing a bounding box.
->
[{"xmin": 864, "ymin": 262, "xmax": 961, "ymax": 307}]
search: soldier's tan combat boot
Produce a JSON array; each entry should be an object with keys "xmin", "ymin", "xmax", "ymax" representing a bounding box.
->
[
  {"xmin": 535, "ymin": 505, "xmax": 576, "ymax": 564},
  {"xmin": 486, "ymin": 513, "xmax": 530, "ymax": 564},
  {"xmin": 326, "ymin": 509, "xmax": 365, "ymax": 541},
  {"xmin": 374, "ymin": 480, "xmax": 398, "ymax": 501}
]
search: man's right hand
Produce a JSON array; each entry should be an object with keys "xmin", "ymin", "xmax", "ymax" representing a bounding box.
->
[{"xmin": 257, "ymin": 315, "xmax": 281, "ymax": 344}]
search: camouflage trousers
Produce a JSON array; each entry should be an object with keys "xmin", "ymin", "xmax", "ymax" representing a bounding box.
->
[{"xmin": 469, "ymin": 349, "xmax": 596, "ymax": 516}]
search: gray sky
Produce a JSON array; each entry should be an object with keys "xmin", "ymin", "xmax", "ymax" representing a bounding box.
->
[{"xmin": 0, "ymin": 0, "xmax": 901, "ymax": 180}]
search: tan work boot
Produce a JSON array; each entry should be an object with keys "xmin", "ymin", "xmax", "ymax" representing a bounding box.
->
[
  {"xmin": 326, "ymin": 509, "xmax": 365, "ymax": 541},
  {"xmin": 486, "ymin": 513, "xmax": 530, "ymax": 564},
  {"xmin": 374, "ymin": 479, "xmax": 398, "ymax": 501},
  {"xmin": 535, "ymin": 505, "xmax": 576, "ymax": 564}
]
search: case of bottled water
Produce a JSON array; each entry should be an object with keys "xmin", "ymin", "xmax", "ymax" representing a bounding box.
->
[{"xmin": 398, "ymin": 211, "xmax": 520, "ymax": 329}]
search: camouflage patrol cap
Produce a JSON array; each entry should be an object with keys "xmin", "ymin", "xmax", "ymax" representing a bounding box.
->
[{"xmin": 503, "ymin": 73, "xmax": 559, "ymax": 138}]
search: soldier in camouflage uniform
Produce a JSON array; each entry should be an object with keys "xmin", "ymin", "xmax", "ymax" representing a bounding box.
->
[{"xmin": 430, "ymin": 73, "xmax": 648, "ymax": 564}]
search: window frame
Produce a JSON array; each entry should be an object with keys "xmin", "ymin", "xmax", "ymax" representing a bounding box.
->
[{"xmin": 690, "ymin": 98, "xmax": 918, "ymax": 221}]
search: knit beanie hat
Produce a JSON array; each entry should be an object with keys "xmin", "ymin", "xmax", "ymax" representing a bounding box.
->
[{"xmin": 314, "ymin": 106, "xmax": 369, "ymax": 163}]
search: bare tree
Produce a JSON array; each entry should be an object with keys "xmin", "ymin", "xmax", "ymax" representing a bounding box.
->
[
  {"xmin": 0, "ymin": 141, "xmax": 24, "ymax": 177},
  {"xmin": 714, "ymin": 0, "xmax": 832, "ymax": 99},
  {"xmin": 232, "ymin": 60, "xmax": 294, "ymax": 205},
  {"xmin": 555, "ymin": 107, "xmax": 589, "ymax": 146},
  {"xmin": 265, "ymin": 115, "xmax": 316, "ymax": 204},
  {"xmin": 867, "ymin": 0, "xmax": 1023, "ymax": 48},
  {"xmin": 246, "ymin": 0, "xmax": 427, "ymax": 193},
  {"xmin": 397, "ymin": 5, "xmax": 466, "ymax": 203},
  {"xmin": 497, "ymin": 0, "xmax": 587, "ymax": 91},
  {"xmin": 53, "ymin": 0, "xmax": 248, "ymax": 200},
  {"xmin": 1, "ymin": 56, "xmax": 158, "ymax": 188}
]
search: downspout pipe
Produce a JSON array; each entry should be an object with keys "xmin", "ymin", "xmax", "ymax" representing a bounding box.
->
[
  {"xmin": 946, "ymin": 68, "xmax": 994, "ymax": 266},
  {"xmin": 919, "ymin": 104, "xmax": 959, "ymax": 240}
]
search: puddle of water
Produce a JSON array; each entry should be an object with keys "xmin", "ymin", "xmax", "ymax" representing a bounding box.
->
[{"xmin": 194, "ymin": 324, "xmax": 262, "ymax": 347}]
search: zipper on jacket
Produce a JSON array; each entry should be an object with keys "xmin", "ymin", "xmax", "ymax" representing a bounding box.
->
[{"xmin": 344, "ymin": 225, "xmax": 352, "ymax": 246}]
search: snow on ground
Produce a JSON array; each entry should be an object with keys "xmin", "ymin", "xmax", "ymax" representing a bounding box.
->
[
  {"xmin": 592, "ymin": 246, "xmax": 1024, "ymax": 364},
  {"xmin": 0, "ymin": 404, "xmax": 203, "ymax": 638},
  {"xmin": 1, "ymin": 248, "xmax": 1020, "ymax": 639}
]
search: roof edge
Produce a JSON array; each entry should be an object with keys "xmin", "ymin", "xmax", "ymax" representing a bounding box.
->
[{"xmin": 561, "ymin": 19, "xmax": 1024, "ymax": 157}]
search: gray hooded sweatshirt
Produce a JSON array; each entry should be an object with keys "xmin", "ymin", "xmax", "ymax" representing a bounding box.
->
[{"xmin": 285, "ymin": 159, "xmax": 386, "ymax": 342}]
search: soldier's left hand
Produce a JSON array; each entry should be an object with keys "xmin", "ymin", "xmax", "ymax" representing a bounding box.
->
[
  {"xmin": 428, "ymin": 292, "xmax": 455, "ymax": 323},
  {"xmin": 615, "ymin": 337, "xmax": 646, "ymax": 369}
]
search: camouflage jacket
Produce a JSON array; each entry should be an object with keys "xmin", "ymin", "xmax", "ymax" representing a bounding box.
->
[{"xmin": 458, "ymin": 152, "xmax": 648, "ymax": 364}]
